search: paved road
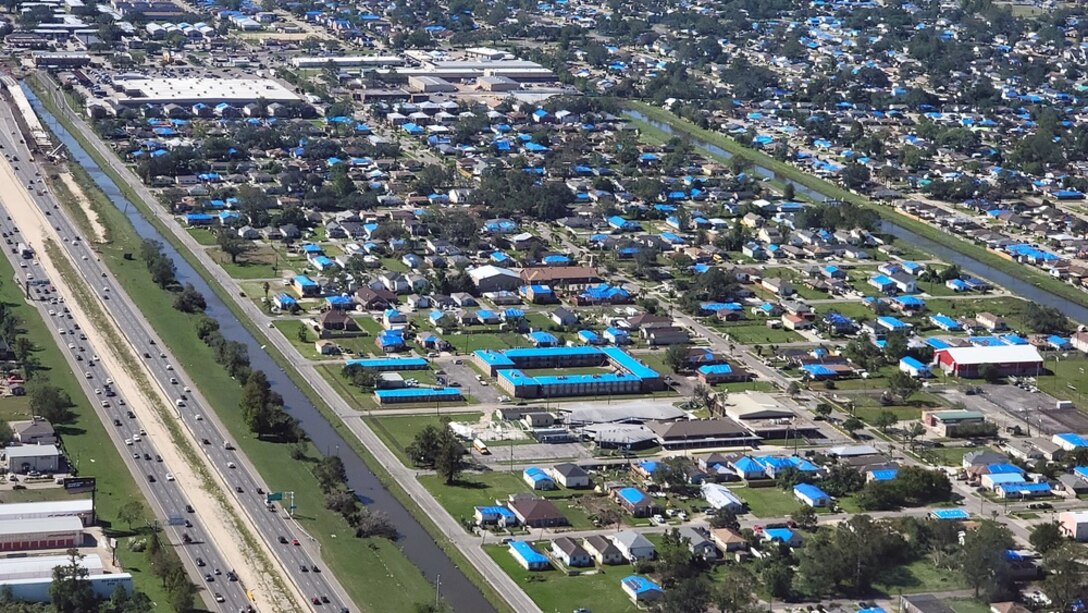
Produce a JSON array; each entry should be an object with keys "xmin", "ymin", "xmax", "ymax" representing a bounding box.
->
[
  {"xmin": 7, "ymin": 86, "xmax": 352, "ymax": 612},
  {"xmin": 0, "ymin": 140, "xmax": 251, "ymax": 610}
]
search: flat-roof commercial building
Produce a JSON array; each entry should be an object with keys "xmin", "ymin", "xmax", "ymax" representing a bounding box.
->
[
  {"xmin": 922, "ymin": 409, "xmax": 986, "ymax": 436},
  {"xmin": 0, "ymin": 517, "xmax": 84, "ymax": 551},
  {"xmin": 0, "ymin": 499, "xmax": 94, "ymax": 525},
  {"xmin": 474, "ymin": 346, "xmax": 664, "ymax": 399},
  {"xmin": 289, "ymin": 56, "xmax": 405, "ymax": 69},
  {"xmin": 111, "ymin": 77, "xmax": 302, "ymax": 107},
  {"xmin": 4, "ymin": 445, "xmax": 62, "ymax": 474},
  {"xmin": 0, "ymin": 552, "xmax": 104, "ymax": 581},
  {"xmin": 373, "ymin": 387, "xmax": 463, "ymax": 405},
  {"xmin": 0, "ymin": 551, "xmax": 130, "ymax": 603}
]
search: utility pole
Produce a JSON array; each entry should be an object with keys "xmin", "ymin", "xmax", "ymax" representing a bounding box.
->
[{"xmin": 434, "ymin": 574, "xmax": 441, "ymax": 609}]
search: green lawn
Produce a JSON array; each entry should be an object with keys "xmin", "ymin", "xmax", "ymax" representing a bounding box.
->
[
  {"xmin": 186, "ymin": 227, "xmax": 218, "ymax": 246},
  {"xmin": 271, "ymin": 319, "xmax": 327, "ymax": 360},
  {"xmin": 484, "ymin": 544, "xmax": 640, "ymax": 613},
  {"xmin": 207, "ymin": 245, "xmax": 283, "ymax": 280},
  {"xmin": 61, "ymin": 157, "xmax": 436, "ymax": 612},
  {"xmin": 918, "ymin": 445, "xmax": 987, "ymax": 467},
  {"xmin": 713, "ymin": 380, "xmax": 778, "ymax": 393},
  {"xmin": 949, "ymin": 599, "xmax": 993, "ymax": 613},
  {"xmin": 716, "ymin": 323, "xmax": 804, "ymax": 345},
  {"xmin": 1036, "ymin": 354, "xmax": 1088, "ymax": 407},
  {"xmin": 447, "ymin": 333, "xmax": 530, "ymax": 353},
  {"xmin": 367, "ymin": 413, "xmax": 483, "ymax": 466},
  {"xmin": 418, "ymin": 472, "xmax": 599, "ymax": 530},
  {"xmin": 733, "ymin": 485, "xmax": 802, "ymax": 518},
  {"xmin": 873, "ymin": 558, "xmax": 967, "ymax": 594}
]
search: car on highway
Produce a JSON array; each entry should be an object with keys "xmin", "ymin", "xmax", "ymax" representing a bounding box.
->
[
  {"xmin": 234, "ymin": 486, "xmax": 243, "ymax": 493},
  {"xmin": 300, "ymin": 564, "xmax": 308, "ymax": 572},
  {"xmin": 166, "ymin": 473, "xmax": 175, "ymax": 481},
  {"xmin": 292, "ymin": 538, "xmax": 300, "ymax": 546},
  {"xmin": 185, "ymin": 504, "xmax": 193, "ymax": 513},
  {"xmin": 278, "ymin": 536, "xmax": 287, "ymax": 544},
  {"xmin": 214, "ymin": 593, "xmax": 224, "ymax": 603},
  {"xmin": 124, "ymin": 438, "xmax": 132, "ymax": 446},
  {"xmin": 204, "ymin": 574, "xmax": 213, "ymax": 583},
  {"xmin": 195, "ymin": 558, "xmax": 204, "ymax": 567},
  {"xmin": 112, "ymin": 419, "xmax": 121, "ymax": 426},
  {"xmin": 146, "ymin": 474, "xmax": 155, "ymax": 483}
]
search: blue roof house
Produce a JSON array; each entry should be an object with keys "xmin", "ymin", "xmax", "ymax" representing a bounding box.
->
[
  {"xmin": 899, "ymin": 356, "xmax": 931, "ymax": 378},
  {"xmin": 509, "ymin": 541, "xmax": 550, "ymax": 571},
  {"xmin": 523, "ymin": 467, "xmax": 557, "ymax": 490},
  {"xmin": 528, "ymin": 331, "xmax": 559, "ymax": 347},
  {"xmin": 621, "ymin": 576, "xmax": 663, "ymax": 603},
  {"xmin": 794, "ymin": 483, "xmax": 831, "ymax": 507},
  {"xmin": 474, "ymin": 506, "xmax": 518, "ymax": 527}
]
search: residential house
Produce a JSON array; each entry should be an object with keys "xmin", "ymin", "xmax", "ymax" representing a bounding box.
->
[
  {"xmin": 611, "ymin": 530, "xmax": 656, "ymax": 561},
  {"xmin": 583, "ymin": 535, "xmax": 625, "ymax": 565},
  {"xmin": 709, "ymin": 527, "xmax": 747, "ymax": 553},
  {"xmin": 508, "ymin": 497, "xmax": 567, "ymax": 528},
  {"xmin": 677, "ymin": 526, "xmax": 719, "ymax": 560},
  {"xmin": 550, "ymin": 537, "xmax": 592, "ymax": 567},
  {"xmin": 550, "ymin": 463, "xmax": 590, "ymax": 488}
]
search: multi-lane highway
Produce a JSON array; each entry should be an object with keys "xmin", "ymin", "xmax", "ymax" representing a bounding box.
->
[
  {"xmin": 0, "ymin": 89, "xmax": 352, "ymax": 612},
  {"xmin": 0, "ymin": 150, "xmax": 254, "ymax": 611}
]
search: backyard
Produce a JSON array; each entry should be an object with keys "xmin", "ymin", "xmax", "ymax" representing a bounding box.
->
[
  {"xmin": 484, "ymin": 544, "xmax": 641, "ymax": 613},
  {"xmin": 418, "ymin": 471, "xmax": 600, "ymax": 530}
]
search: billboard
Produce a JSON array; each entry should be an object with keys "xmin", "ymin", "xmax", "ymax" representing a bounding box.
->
[{"xmin": 63, "ymin": 477, "xmax": 96, "ymax": 494}]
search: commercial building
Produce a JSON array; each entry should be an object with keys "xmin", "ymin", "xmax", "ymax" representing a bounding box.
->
[
  {"xmin": 646, "ymin": 418, "xmax": 759, "ymax": 450},
  {"xmin": 4, "ymin": 445, "xmax": 62, "ymax": 474},
  {"xmin": 474, "ymin": 346, "xmax": 664, "ymax": 399},
  {"xmin": 1060, "ymin": 510, "xmax": 1088, "ymax": 541},
  {"xmin": 0, "ymin": 517, "xmax": 84, "ymax": 551},
  {"xmin": 111, "ymin": 76, "xmax": 302, "ymax": 107},
  {"xmin": 933, "ymin": 345, "xmax": 1043, "ymax": 378},
  {"xmin": 0, "ymin": 554, "xmax": 130, "ymax": 603},
  {"xmin": 922, "ymin": 410, "xmax": 986, "ymax": 436},
  {"xmin": 373, "ymin": 387, "xmax": 462, "ymax": 404},
  {"xmin": 0, "ymin": 500, "xmax": 94, "ymax": 526}
]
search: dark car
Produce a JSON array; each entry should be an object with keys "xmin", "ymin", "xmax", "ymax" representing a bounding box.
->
[
  {"xmin": 195, "ymin": 558, "xmax": 205, "ymax": 567},
  {"xmin": 300, "ymin": 564, "xmax": 308, "ymax": 573},
  {"xmin": 112, "ymin": 419, "xmax": 122, "ymax": 426},
  {"xmin": 278, "ymin": 536, "xmax": 287, "ymax": 544}
]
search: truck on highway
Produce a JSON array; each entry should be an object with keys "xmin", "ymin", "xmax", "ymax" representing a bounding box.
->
[{"xmin": 17, "ymin": 243, "xmax": 32, "ymax": 259}]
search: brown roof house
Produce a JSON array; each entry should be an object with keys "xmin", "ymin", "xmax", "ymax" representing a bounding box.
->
[
  {"xmin": 318, "ymin": 310, "xmax": 360, "ymax": 335},
  {"xmin": 583, "ymin": 535, "xmax": 624, "ymax": 565},
  {"xmin": 508, "ymin": 497, "xmax": 568, "ymax": 528}
]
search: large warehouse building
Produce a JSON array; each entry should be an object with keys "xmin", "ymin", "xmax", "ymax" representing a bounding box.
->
[
  {"xmin": 0, "ymin": 554, "xmax": 131, "ymax": 603},
  {"xmin": 933, "ymin": 345, "xmax": 1044, "ymax": 378},
  {"xmin": 0, "ymin": 499, "xmax": 94, "ymax": 526},
  {"xmin": 0, "ymin": 517, "xmax": 84, "ymax": 551}
]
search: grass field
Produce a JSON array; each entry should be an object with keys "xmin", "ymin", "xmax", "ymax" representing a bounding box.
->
[
  {"xmin": 733, "ymin": 485, "xmax": 802, "ymax": 517},
  {"xmin": 713, "ymin": 380, "xmax": 778, "ymax": 393},
  {"xmin": 716, "ymin": 323, "xmax": 804, "ymax": 345},
  {"xmin": 873, "ymin": 558, "xmax": 967, "ymax": 594},
  {"xmin": 207, "ymin": 245, "xmax": 282, "ymax": 280},
  {"xmin": 367, "ymin": 413, "xmax": 483, "ymax": 466},
  {"xmin": 446, "ymin": 332, "xmax": 530, "ymax": 353},
  {"xmin": 918, "ymin": 445, "xmax": 987, "ymax": 467},
  {"xmin": 418, "ymin": 472, "xmax": 599, "ymax": 530},
  {"xmin": 484, "ymin": 544, "xmax": 640, "ymax": 613}
]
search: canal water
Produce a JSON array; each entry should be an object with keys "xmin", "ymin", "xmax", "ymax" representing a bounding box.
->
[
  {"xmin": 25, "ymin": 85, "xmax": 494, "ymax": 613},
  {"xmin": 626, "ymin": 109, "xmax": 1088, "ymax": 323}
]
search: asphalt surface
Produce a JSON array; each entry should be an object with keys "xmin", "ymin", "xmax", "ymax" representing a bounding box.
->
[
  {"xmin": 0, "ymin": 95, "xmax": 350, "ymax": 611},
  {"xmin": 0, "ymin": 144, "xmax": 251, "ymax": 609}
]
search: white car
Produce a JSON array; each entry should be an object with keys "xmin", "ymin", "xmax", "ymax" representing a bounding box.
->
[
  {"xmin": 227, "ymin": 462, "xmax": 236, "ymax": 469},
  {"xmin": 124, "ymin": 438, "xmax": 132, "ymax": 446},
  {"xmin": 132, "ymin": 434, "xmax": 141, "ymax": 442},
  {"xmin": 194, "ymin": 414, "xmax": 203, "ymax": 421},
  {"xmin": 166, "ymin": 473, "xmax": 175, "ymax": 482}
]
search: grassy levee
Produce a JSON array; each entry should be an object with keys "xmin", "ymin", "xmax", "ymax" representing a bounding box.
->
[
  {"xmin": 626, "ymin": 101, "xmax": 1088, "ymax": 311},
  {"xmin": 30, "ymin": 74, "xmax": 515, "ymax": 613},
  {"xmin": 0, "ymin": 249, "xmax": 177, "ymax": 609}
]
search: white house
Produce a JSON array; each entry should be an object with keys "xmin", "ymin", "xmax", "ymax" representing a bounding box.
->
[
  {"xmin": 700, "ymin": 483, "xmax": 745, "ymax": 512},
  {"xmin": 550, "ymin": 463, "xmax": 590, "ymax": 488}
]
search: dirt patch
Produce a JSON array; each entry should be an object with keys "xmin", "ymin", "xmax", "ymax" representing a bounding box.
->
[{"xmin": 58, "ymin": 172, "xmax": 107, "ymax": 243}]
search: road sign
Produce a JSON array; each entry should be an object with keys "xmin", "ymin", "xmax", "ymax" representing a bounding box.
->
[
  {"xmin": 265, "ymin": 492, "xmax": 283, "ymax": 503},
  {"xmin": 63, "ymin": 477, "xmax": 96, "ymax": 493}
]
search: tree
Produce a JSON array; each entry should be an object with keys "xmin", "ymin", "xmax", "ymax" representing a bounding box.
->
[
  {"xmin": 873, "ymin": 410, "xmax": 898, "ymax": 433},
  {"xmin": 1042, "ymin": 544, "xmax": 1088, "ymax": 612},
  {"xmin": 239, "ymin": 370, "xmax": 277, "ymax": 437},
  {"xmin": 813, "ymin": 403, "xmax": 833, "ymax": 420},
  {"xmin": 657, "ymin": 529, "xmax": 698, "ymax": 585},
  {"xmin": 117, "ymin": 501, "xmax": 146, "ymax": 529},
  {"xmin": 405, "ymin": 424, "xmax": 443, "ymax": 468},
  {"xmin": 217, "ymin": 229, "xmax": 253, "ymax": 264},
  {"xmin": 782, "ymin": 182, "xmax": 795, "ymax": 201},
  {"xmin": 842, "ymin": 416, "xmax": 864, "ymax": 437},
  {"xmin": 979, "ymin": 364, "xmax": 1002, "ymax": 384},
  {"xmin": 887, "ymin": 370, "xmax": 922, "ymax": 403},
  {"xmin": 28, "ymin": 380, "xmax": 75, "ymax": 424},
  {"xmin": 664, "ymin": 343, "xmax": 691, "ymax": 373},
  {"xmin": 50, "ymin": 549, "xmax": 97, "ymax": 613},
  {"xmin": 654, "ymin": 576, "xmax": 710, "ymax": 613},
  {"xmin": 173, "ymin": 283, "xmax": 207, "ymax": 313},
  {"xmin": 790, "ymin": 506, "xmax": 817, "ymax": 530},
  {"xmin": 312, "ymin": 455, "xmax": 348, "ymax": 492},
  {"xmin": 854, "ymin": 481, "xmax": 900, "ymax": 511},
  {"xmin": 1029, "ymin": 522, "xmax": 1065, "ymax": 554},
  {"xmin": 434, "ymin": 430, "xmax": 466, "ymax": 485},
  {"xmin": 713, "ymin": 565, "xmax": 758, "ymax": 613},
  {"xmin": 707, "ymin": 507, "xmax": 740, "ymax": 530},
  {"xmin": 840, "ymin": 163, "xmax": 870, "ymax": 190},
  {"xmin": 796, "ymin": 515, "xmax": 906, "ymax": 597},
  {"xmin": 906, "ymin": 422, "xmax": 925, "ymax": 450},
  {"xmin": 959, "ymin": 520, "xmax": 1014, "ymax": 600}
]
